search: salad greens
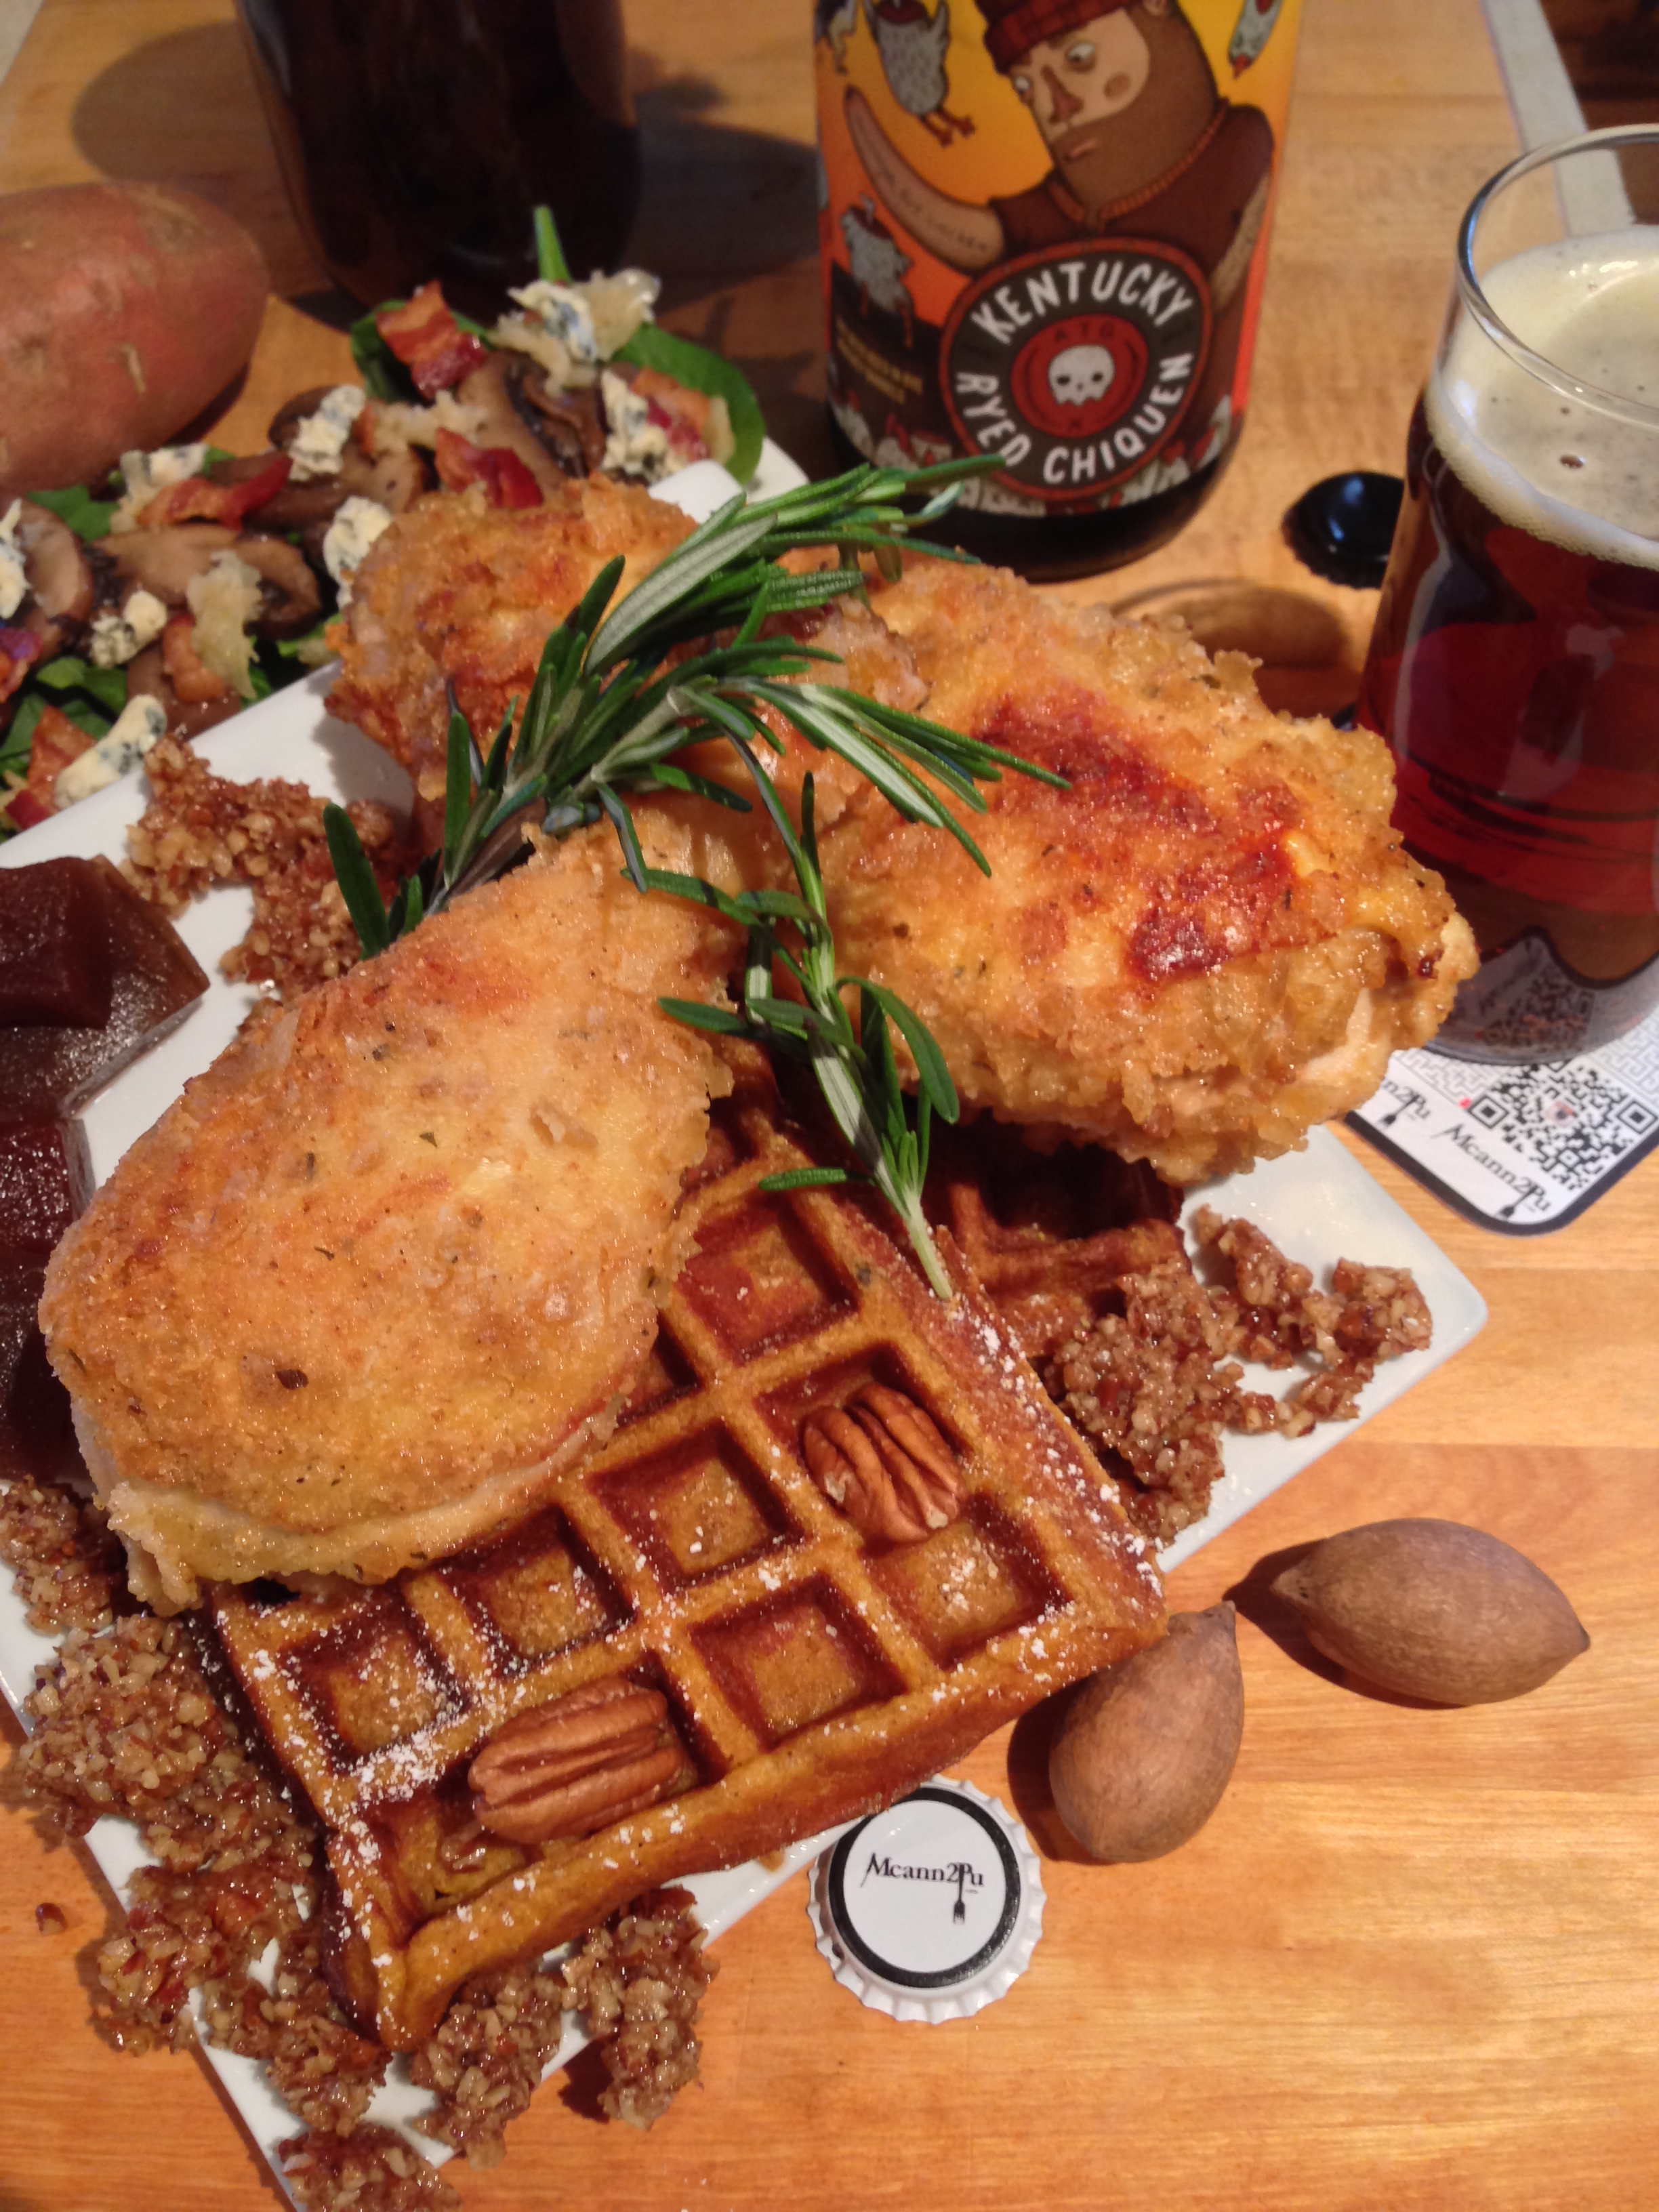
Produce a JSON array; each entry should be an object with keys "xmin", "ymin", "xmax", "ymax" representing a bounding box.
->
[{"xmin": 348, "ymin": 204, "xmax": 768, "ymax": 484}]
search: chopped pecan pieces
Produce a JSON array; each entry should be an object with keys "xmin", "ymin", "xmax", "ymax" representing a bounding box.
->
[
  {"xmin": 469, "ymin": 1676, "xmax": 688, "ymax": 1847},
  {"xmin": 800, "ymin": 1383, "xmax": 962, "ymax": 1543}
]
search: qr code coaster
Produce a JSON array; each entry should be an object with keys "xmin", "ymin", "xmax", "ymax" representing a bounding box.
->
[{"xmin": 1350, "ymin": 1004, "xmax": 1659, "ymax": 1233}]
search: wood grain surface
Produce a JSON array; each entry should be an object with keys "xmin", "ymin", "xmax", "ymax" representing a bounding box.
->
[{"xmin": 2, "ymin": 3, "xmax": 1656, "ymax": 2209}]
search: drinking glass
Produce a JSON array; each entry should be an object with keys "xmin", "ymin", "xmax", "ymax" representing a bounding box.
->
[{"xmin": 1357, "ymin": 125, "xmax": 1659, "ymax": 1062}]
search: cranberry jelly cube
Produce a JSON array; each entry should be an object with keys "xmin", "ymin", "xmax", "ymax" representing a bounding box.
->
[
  {"xmin": 0, "ymin": 1118, "xmax": 93, "ymax": 1263},
  {"xmin": 1, "ymin": 857, "xmax": 208, "ymax": 1117},
  {"xmin": 0, "ymin": 859, "xmax": 114, "ymax": 1027},
  {"xmin": 0, "ymin": 1257, "xmax": 78, "ymax": 1484}
]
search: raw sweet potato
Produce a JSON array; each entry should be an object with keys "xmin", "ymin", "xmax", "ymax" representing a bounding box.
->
[{"xmin": 0, "ymin": 183, "xmax": 268, "ymax": 504}]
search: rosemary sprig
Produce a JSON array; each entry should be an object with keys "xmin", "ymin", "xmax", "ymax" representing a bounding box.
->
[
  {"xmin": 649, "ymin": 766, "xmax": 958, "ymax": 1298},
  {"xmin": 325, "ymin": 459, "xmax": 1065, "ymax": 1292}
]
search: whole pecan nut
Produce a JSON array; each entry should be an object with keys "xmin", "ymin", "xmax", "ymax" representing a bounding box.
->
[
  {"xmin": 470, "ymin": 1675, "xmax": 689, "ymax": 1847},
  {"xmin": 800, "ymin": 1383, "xmax": 962, "ymax": 1544}
]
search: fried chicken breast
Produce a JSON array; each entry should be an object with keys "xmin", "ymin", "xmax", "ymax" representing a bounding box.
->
[
  {"xmin": 817, "ymin": 559, "xmax": 1476, "ymax": 1183},
  {"xmin": 40, "ymin": 823, "xmax": 734, "ymax": 1612}
]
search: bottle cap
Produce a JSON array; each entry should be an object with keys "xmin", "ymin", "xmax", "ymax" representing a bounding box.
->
[{"xmin": 806, "ymin": 1778, "xmax": 1044, "ymax": 2022}]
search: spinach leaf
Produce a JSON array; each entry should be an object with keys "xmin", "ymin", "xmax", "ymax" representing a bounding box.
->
[{"xmin": 27, "ymin": 483, "xmax": 118, "ymax": 541}]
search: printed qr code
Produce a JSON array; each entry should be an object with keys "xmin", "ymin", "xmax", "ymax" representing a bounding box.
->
[{"xmin": 1467, "ymin": 1065, "xmax": 1659, "ymax": 1193}]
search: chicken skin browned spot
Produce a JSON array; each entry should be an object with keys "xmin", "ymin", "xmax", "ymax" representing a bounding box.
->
[
  {"xmin": 41, "ymin": 821, "xmax": 735, "ymax": 1613},
  {"xmin": 817, "ymin": 558, "xmax": 1476, "ymax": 1183}
]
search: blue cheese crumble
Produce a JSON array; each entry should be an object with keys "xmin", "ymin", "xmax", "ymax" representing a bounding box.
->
[
  {"xmin": 287, "ymin": 385, "xmax": 368, "ymax": 481},
  {"xmin": 495, "ymin": 268, "xmax": 659, "ymax": 386},
  {"xmin": 87, "ymin": 588, "xmax": 169, "ymax": 669},
  {"xmin": 600, "ymin": 369, "xmax": 670, "ymax": 481},
  {"xmin": 323, "ymin": 496, "xmax": 394, "ymax": 606},
  {"xmin": 54, "ymin": 693, "xmax": 167, "ymax": 806},
  {"xmin": 0, "ymin": 499, "xmax": 26, "ymax": 620},
  {"xmin": 508, "ymin": 279, "xmax": 600, "ymax": 367}
]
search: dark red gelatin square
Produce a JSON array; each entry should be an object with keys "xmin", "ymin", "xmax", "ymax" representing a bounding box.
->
[
  {"xmin": 0, "ymin": 1119, "xmax": 93, "ymax": 1264},
  {"xmin": 0, "ymin": 857, "xmax": 208, "ymax": 1117},
  {"xmin": 0, "ymin": 859, "xmax": 112, "ymax": 1027},
  {"xmin": 0, "ymin": 1256, "xmax": 78, "ymax": 1484}
]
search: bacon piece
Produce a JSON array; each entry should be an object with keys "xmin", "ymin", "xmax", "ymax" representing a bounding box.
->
[
  {"xmin": 375, "ymin": 282, "xmax": 490, "ymax": 399},
  {"xmin": 432, "ymin": 428, "xmax": 544, "ymax": 510},
  {"xmin": 22, "ymin": 701, "xmax": 94, "ymax": 813},
  {"xmin": 631, "ymin": 369, "xmax": 715, "ymax": 463},
  {"xmin": 136, "ymin": 452, "xmax": 293, "ymax": 531},
  {"xmin": 1, "ymin": 625, "xmax": 42, "ymax": 707},
  {"xmin": 162, "ymin": 613, "xmax": 233, "ymax": 705},
  {"xmin": 1, "ymin": 783, "xmax": 52, "ymax": 832}
]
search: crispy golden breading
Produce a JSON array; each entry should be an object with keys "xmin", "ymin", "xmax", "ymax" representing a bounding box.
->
[
  {"xmin": 328, "ymin": 478, "xmax": 695, "ymax": 838},
  {"xmin": 817, "ymin": 558, "xmax": 1477, "ymax": 1183},
  {"xmin": 40, "ymin": 823, "xmax": 735, "ymax": 1612}
]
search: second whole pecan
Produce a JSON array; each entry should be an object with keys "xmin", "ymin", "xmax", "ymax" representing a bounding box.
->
[
  {"xmin": 800, "ymin": 1383, "xmax": 963, "ymax": 1544},
  {"xmin": 470, "ymin": 1676, "xmax": 689, "ymax": 1848}
]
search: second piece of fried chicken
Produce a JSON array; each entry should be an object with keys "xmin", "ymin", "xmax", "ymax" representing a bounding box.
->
[
  {"xmin": 818, "ymin": 558, "xmax": 1477, "ymax": 1182},
  {"xmin": 327, "ymin": 479, "xmax": 928, "ymax": 851},
  {"xmin": 328, "ymin": 476, "xmax": 696, "ymax": 838}
]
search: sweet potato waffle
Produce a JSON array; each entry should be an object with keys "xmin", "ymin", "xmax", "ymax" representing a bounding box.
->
[
  {"xmin": 922, "ymin": 1116, "xmax": 1183, "ymax": 1366},
  {"xmin": 207, "ymin": 1060, "xmax": 1165, "ymax": 2048}
]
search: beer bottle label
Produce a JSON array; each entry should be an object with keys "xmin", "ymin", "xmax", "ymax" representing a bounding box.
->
[{"xmin": 815, "ymin": 0, "xmax": 1303, "ymax": 516}]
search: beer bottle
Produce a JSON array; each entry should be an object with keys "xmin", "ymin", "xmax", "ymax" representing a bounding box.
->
[
  {"xmin": 237, "ymin": 0, "xmax": 639, "ymax": 317},
  {"xmin": 815, "ymin": 0, "xmax": 1303, "ymax": 578}
]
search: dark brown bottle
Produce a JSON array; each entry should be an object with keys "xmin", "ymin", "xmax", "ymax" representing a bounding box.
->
[{"xmin": 234, "ymin": 0, "xmax": 640, "ymax": 316}]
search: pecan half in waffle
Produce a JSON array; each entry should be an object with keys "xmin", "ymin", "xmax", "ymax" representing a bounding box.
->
[{"xmin": 208, "ymin": 1061, "xmax": 1165, "ymax": 2048}]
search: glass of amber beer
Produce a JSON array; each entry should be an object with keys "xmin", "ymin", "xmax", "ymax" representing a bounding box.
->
[{"xmin": 1358, "ymin": 127, "xmax": 1659, "ymax": 1062}]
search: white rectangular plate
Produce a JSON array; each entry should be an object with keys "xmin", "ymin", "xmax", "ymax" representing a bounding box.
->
[{"xmin": 0, "ymin": 525, "xmax": 1486, "ymax": 2196}]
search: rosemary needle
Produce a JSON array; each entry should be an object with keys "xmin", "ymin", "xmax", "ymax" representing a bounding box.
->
[{"xmin": 326, "ymin": 457, "xmax": 1063, "ymax": 1294}]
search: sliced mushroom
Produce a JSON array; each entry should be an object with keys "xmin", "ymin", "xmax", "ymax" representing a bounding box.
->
[
  {"xmin": 209, "ymin": 447, "xmax": 289, "ymax": 493},
  {"xmin": 125, "ymin": 640, "xmax": 243, "ymax": 741},
  {"xmin": 234, "ymin": 533, "xmax": 323, "ymax": 637},
  {"xmin": 250, "ymin": 426, "xmax": 426, "ymax": 556},
  {"xmin": 509, "ymin": 359, "xmax": 607, "ymax": 476},
  {"xmin": 339, "ymin": 441, "xmax": 424, "ymax": 514},
  {"xmin": 16, "ymin": 500, "xmax": 96, "ymax": 654},
  {"xmin": 107, "ymin": 523, "xmax": 237, "ymax": 605},
  {"xmin": 453, "ymin": 354, "xmax": 565, "ymax": 497},
  {"xmin": 255, "ymin": 405, "xmax": 363, "ymax": 535},
  {"xmin": 245, "ymin": 474, "xmax": 351, "ymax": 537}
]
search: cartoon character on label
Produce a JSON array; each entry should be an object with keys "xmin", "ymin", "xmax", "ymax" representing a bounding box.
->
[{"xmin": 844, "ymin": 0, "xmax": 1274, "ymax": 504}]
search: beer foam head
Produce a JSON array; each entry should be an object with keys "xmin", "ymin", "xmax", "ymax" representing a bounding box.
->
[{"xmin": 1425, "ymin": 228, "xmax": 1659, "ymax": 568}]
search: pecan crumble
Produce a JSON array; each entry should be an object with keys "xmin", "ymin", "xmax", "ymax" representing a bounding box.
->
[
  {"xmin": 123, "ymin": 737, "xmax": 416, "ymax": 1000},
  {"xmin": 1046, "ymin": 1211, "xmax": 1432, "ymax": 1544},
  {"xmin": 17, "ymin": 1607, "xmax": 718, "ymax": 2207},
  {"xmin": 0, "ymin": 1466, "xmax": 131, "ymax": 1635},
  {"xmin": 411, "ymin": 1957, "xmax": 573, "ymax": 2167},
  {"xmin": 562, "ymin": 1886, "xmax": 718, "ymax": 2131}
]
